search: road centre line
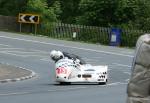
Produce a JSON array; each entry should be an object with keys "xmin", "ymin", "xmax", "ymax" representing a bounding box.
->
[
  {"xmin": 0, "ymin": 92, "xmax": 29, "ymax": 96},
  {"xmin": 124, "ymin": 72, "xmax": 131, "ymax": 75},
  {"xmin": 0, "ymin": 51, "xmax": 27, "ymax": 57},
  {"xmin": 18, "ymin": 54, "xmax": 46, "ymax": 58},
  {"xmin": 0, "ymin": 48, "xmax": 23, "ymax": 50},
  {"xmin": 0, "ymin": 51, "xmax": 48, "ymax": 58},
  {"xmin": 0, "ymin": 47, "xmax": 48, "ymax": 54},
  {"xmin": 40, "ymin": 58, "xmax": 51, "ymax": 62},
  {"xmin": 0, "ymin": 44, "xmax": 10, "ymax": 47},
  {"xmin": 0, "ymin": 50, "xmax": 36, "ymax": 54},
  {"xmin": 107, "ymin": 82, "xmax": 127, "ymax": 86},
  {"xmin": 112, "ymin": 63, "xmax": 132, "ymax": 68},
  {"xmin": 1, "ymin": 50, "xmax": 47, "ymax": 55},
  {"xmin": 0, "ymin": 35, "xmax": 133, "ymax": 57}
]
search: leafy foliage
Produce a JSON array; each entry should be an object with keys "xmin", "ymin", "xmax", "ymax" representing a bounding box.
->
[
  {"xmin": 75, "ymin": 0, "xmax": 150, "ymax": 30},
  {"xmin": 58, "ymin": 0, "xmax": 81, "ymax": 23},
  {"xmin": 25, "ymin": 0, "xmax": 62, "ymax": 34},
  {"xmin": 26, "ymin": 0, "xmax": 59, "ymax": 23},
  {"xmin": 0, "ymin": 0, "xmax": 150, "ymax": 30},
  {"xmin": 76, "ymin": 0, "xmax": 119, "ymax": 26},
  {"xmin": 0, "ymin": 0, "xmax": 27, "ymax": 16}
]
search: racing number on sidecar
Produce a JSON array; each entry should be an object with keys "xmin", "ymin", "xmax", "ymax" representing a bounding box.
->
[{"xmin": 56, "ymin": 67, "xmax": 67, "ymax": 74}]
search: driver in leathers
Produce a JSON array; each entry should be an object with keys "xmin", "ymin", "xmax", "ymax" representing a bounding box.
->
[{"xmin": 50, "ymin": 50, "xmax": 86, "ymax": 65}]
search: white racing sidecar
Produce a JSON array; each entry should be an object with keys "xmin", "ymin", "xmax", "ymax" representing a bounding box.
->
[{"xmin": 54, "ymin": 58, "xmax": 108, "ymax": 85}]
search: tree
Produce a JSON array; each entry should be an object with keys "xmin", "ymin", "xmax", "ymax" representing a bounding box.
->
[
  {"xmin": 58, "ymin": 0, "xmax": 81, "ymax": 23},
  {"xmin": 76, "ymin": 0, "xmax": 120, "ymax": 26},
  {"xmin": 76, "ymin": 0, "xmax": 150, "ymax": 30},
  {"xmin": 132, "ymin": 0, "xmax": 150, "ymax": 30},
  {"xmin": 0, "ymin": 0, "xmax": 27, "ymax": 16},
  {"xmin": 26, "ymin": 0, "xmax": 58, "ymax": 23}
]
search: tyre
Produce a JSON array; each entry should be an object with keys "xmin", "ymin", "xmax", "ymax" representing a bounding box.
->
[
  {"xmin": 59, "ymin": 82, "xmax": 71, "ymax": 85},
  {"xmin": 98, "ymin": 82, "xmax": 106, "ymax": 85}
]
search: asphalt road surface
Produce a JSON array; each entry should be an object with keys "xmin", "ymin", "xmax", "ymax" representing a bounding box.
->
[{"xmin": 0, "ymin": 31, "xmax": 134, "ymax": 103}]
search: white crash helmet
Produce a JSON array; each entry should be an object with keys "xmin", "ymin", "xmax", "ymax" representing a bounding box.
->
[
  {"xmin": 50, "ymin": 50, "xmax": 57, "ymax": 57},
  {"xmin": 57, "ymin": 51, "xmax": 64, "ymax": 59},
  {"xmin": 50, "ymin": 50, "xmax": 64, "ymax": 61}
]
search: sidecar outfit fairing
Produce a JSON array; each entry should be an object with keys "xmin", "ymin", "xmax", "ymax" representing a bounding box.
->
[{"xmin": 54, "ymin": 58, "xmax": 108, "ymax": 85}]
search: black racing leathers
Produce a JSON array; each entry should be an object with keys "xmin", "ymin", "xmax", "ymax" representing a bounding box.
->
[{"xmin": 62, "ymin": 52, "xmax": 86, "ymax": 65}]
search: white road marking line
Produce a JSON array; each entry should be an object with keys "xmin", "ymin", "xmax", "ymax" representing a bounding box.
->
[
  {"xmin": 86, "ymin": 57, "xmax": 103, "ymax": 59},
  {"xmin": 40, "ymin": 58, "xmax": 51, "ymax": 62},
  {"xmin": 112, "ymin": 63, "xmax": 132, "ymax": 68},
  {"xmin": 1, "ymin": 50, "xmax": 37, "ymax": 54},
  {"xmin": 0, "ymin": 48, "xmax": 48, "ymax": 54},
  {"xmin": 124, "ymin": 72, "xmax": 131, "ymax": 75},
  {"xmin": 125, "ymin": 79, "xmax": 129, "ymax": 82},
  {"xmin": 0, "ymin": 51, "xmax": 27, "ymax": 57},
  {"xmin": 0, "ymin": 49, "xmax": 48, "ymax": 58},
  {"xmin": 0, "ymin": 92, "xmax": 30, "ymax": 96},
  {"xmin": 0, "ymin": 52, "xmax": 47, "ymax": 58},
  {"xmin": 21, "ymin": 54, "xmax": 48, "ymax": 57},
  {"xmin": 0, "ymin": 50, "xmax": 46, "ymax": 54},
  {"xmin": 0, "ymin": 47, "xmax": 25, "ymax": 50},
  {"xmin": 0, "ymin": 50, "xmax": 36, "ymax": 54},
  {"xmin": 107, "ymin": 82, "xmax": 127, "ymax": 86},
  {"xmin": 3, "ymin": 52, "xmax": 47, "ymax": 57},
  {"xmin": 120, "ymin": 51, "xmax": 133, "ymax": 54},
  {"xmin": 0, "ymin": 44, "xmax": 10, "ymax": 47},
  {"xmin": 0, "ymin": 35, "xmax": 133, "ymax": 57}
]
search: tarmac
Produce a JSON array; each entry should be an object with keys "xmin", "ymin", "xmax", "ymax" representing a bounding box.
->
[{"xmin": 0, "ymin": 63, "xmax": 36, "ymax": 83}]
